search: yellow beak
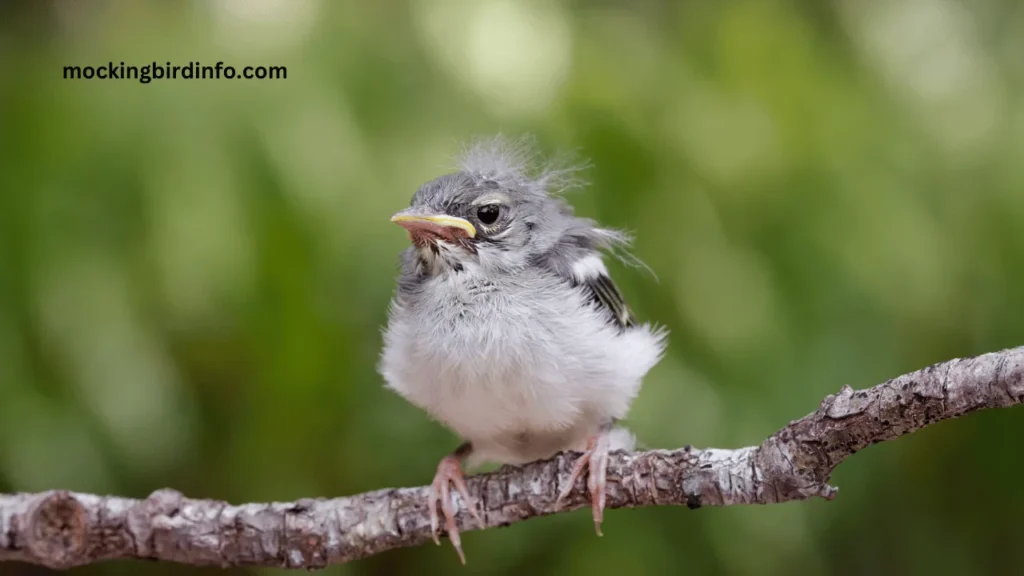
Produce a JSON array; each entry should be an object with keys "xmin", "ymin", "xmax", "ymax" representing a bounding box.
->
[{"xmin": 390, "ymin": 212, "xmax": 477, "ymax": 238}]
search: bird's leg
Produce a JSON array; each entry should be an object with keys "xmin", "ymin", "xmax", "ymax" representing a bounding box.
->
[
  {"xmin": 555, "ymin": 423, "xmax": 613, "ymax": 536},
  {"xmin": 428, "ymin": 441, "xmax": 484, "ymax": 564}
]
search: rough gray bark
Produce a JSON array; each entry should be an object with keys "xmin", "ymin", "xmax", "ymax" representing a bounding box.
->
[{"xmin": 2, "ymin": 346, "xmax": 1022, "ymax": 570}]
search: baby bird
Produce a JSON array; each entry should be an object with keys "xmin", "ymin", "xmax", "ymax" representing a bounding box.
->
[{"xmin": 378, "ymin": 137, "xmax": 667, "ymax": 563}]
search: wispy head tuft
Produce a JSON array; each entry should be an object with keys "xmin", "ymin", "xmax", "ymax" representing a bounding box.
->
[{"xmin": 456, "ymin": 134, "xmax": 589, "ymax": 197}]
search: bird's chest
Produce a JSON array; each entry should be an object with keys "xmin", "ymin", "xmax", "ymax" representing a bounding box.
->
[{"xmin": 389, "ymin": 275, "xmax": 586, "ymax": 438}]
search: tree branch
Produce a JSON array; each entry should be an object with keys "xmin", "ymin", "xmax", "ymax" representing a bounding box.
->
[{"xmin": 2, "ymin": 347, "xmax": 1022, "ymax": 570}]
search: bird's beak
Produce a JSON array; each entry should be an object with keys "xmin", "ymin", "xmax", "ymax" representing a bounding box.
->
[{"xmin": 390, "ymin": 209, "xmax": 477, "ymax": 242}]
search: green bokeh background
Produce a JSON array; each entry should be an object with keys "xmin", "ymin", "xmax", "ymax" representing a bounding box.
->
[{"xmin": 2, "ymin": 1, "xmax": 1023, "ymax": 575}]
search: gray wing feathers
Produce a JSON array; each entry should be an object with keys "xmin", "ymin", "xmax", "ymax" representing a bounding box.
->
[
  {"xmin": 533, "ymin": 216, "xmax": 638, "ymax": 331},
  {"xmin": 583, "ymin": 272, "xmax": 636, "ymax": 329}
]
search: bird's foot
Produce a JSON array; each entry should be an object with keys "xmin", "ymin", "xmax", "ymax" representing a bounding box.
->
[
  {"xmin": 428, "ymin": 455, "xmax": 483, "ymax": 564},
  {"xmin": 555, "ymin": 430, "xmax": 611, "ymax": 536}
]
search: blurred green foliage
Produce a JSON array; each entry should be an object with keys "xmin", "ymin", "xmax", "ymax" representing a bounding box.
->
[{"xmin": 2, "ymin": 0, "xmax": 1023, "ymax": 575}]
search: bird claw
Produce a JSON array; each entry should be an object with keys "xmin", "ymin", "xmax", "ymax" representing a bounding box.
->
[
  {"xmin": 428, "ymin": 455, "xmax": 483, "ymax": 564},
  {"xmin": 555, "ymin": 431, "xmax": 611, "ymax": 536}
]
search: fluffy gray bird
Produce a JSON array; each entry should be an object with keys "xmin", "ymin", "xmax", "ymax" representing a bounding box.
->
[{"xmin": 378, "ymin": 137, "xmax": 667, "ymax": 563}]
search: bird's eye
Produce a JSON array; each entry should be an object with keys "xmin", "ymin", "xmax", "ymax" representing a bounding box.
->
[{"xmin": 476, "ymin": 204, "xmax": 501, "ymax": 225}]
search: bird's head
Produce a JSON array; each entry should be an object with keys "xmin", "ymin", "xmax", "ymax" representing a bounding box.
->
[{"xmin": 391, "ymin": 137, "xmax": 581, "ymax": 276}]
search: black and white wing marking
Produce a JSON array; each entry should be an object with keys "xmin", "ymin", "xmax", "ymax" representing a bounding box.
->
[{"xmin": 567, "ymin": 254, "xmax": 637, "ymax": 330}]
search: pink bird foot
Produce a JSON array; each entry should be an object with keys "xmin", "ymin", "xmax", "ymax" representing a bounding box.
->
[
  {"xmin": 555, "ymin": 429, "xmax": 612, "ymax": 536},
  {"xmin": 428, "ymin": 451, "xmax": 483, "ymax": 564}
]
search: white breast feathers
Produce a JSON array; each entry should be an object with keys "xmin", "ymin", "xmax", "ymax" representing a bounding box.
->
[{"xmin": 379, "ymin": 267, "xmax": 666, "ymax": 464}]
